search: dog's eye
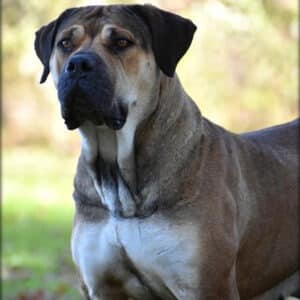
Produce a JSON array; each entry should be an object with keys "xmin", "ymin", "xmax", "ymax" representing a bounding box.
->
[
  {"xmin": 58, "ymin": 38, "xmax": 73, "ymax": 52},
  {"xmin": 115, "ymin": 38, "xmax": 132, "ymax": 50}
]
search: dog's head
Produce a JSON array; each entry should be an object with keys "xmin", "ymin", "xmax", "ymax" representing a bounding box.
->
[{"xmin": 34, "ymin": 5, "xmax": 196, "ymax": 130}]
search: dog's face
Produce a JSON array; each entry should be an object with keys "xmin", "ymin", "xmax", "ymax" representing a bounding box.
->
[{"xmin": 35, "ymin": 5, "xmax": 196, "ymax": 130}]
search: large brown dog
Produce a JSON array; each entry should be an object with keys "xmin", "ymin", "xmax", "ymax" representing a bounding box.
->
[{"xmin": 35, "ymin": 4, "xmax": 299, "ymax": 300}]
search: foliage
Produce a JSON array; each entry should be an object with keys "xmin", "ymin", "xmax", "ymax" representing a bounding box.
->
[
  {"xmin": 3, "ymin": 148, "xmax": 80, "ymax": 299},
  {"xmin": 2, "ymin": 1, "xmax": 298, "ymax": 298},
  {"xmin": 178, "ymin": 0, "xmax": 298, "ymax": 131},
  {"xmin": 2, "ymin": 0, "xmax": 298, "ymax": 147}
]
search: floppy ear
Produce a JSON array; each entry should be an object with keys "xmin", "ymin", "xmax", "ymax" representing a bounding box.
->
[
  {"xmin": 128, "ymin": 4, "xmax": 197, "ymax": 77},
  {"xmin": 34, "ymin": 8, "xmax": 76, "ymax": 84}
]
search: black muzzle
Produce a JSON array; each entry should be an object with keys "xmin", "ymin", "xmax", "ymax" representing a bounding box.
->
[{"xmin": 57, "ymin": 51, "xmax": 126, "ymax": 130}]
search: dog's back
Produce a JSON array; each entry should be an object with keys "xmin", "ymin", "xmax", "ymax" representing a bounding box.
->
[
  {"xmin": 242, "ymin": 118, "xmax": 299, "ymax": 155},
  {"xmin": 233, "ymin": 119, "xmax": 299, "ymax": 297}
]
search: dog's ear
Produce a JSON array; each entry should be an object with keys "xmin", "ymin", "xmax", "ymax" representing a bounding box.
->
[
  {"xmin": 128, "ymin": 4, "xmax": 197, "ymax": 77},
  {"xmin": 34, "ymin": 8, "xmax": 76, "ymax": 84}
]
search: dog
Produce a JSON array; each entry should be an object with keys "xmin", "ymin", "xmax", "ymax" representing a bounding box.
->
[{"xmin": 34, "ymin": 4, "xmax": 299, "ymax": 299}]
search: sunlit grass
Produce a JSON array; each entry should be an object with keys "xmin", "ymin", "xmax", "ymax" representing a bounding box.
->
[{"xmin": 3, "ymin": 147, "xmax": 81, "ymax": 299}]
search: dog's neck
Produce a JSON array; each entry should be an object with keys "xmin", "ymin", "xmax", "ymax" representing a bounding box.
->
[
  {"xmin": 75, "ymin": 74, "xmax": 204, "ymax": 216},
  {"xmin": 134, "ymin": 75, "xmax": 204, "ymax": 213}
]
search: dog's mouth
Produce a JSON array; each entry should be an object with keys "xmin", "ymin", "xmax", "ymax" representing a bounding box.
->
[
  {"xmin": 58, "ymin": 79, "xmax": 128, "ymax": 131},
  {"xmin": 61, "ymin": 96, "xmax": 127, "ymax": 131},
  {"xmin": 63, "ymin": 111, "xmax": 127, "ymax": 131},
  {"xmin": 61, "ymin": 95, "xmax": 104, "ymax": 130}
]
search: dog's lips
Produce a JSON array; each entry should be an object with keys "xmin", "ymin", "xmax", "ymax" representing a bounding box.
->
[
  {"xmin": 111, "ymin": 119, "xmax": 125, "ymax": 130},
  {"xmin": 65, "ymin": 119, "xmax": 80, "ymax": 130},
  {"xmin": 58, "ymin": 81, "xmax": 127, "ymax": 131},
  {"xmin": 60, "ymin": 96, "xmax": 103, "ymax": 130},
  {"xmin": 62, "ymin": 105, "xmax": 118, "ymax": 130},
  {"xmin": 62, "ymin": 110, "xmax": 81, "ymax": 130},
  {"xmin": 60, "ymin": 97, "xmax": 127, "ymax": 131},
  {"xmin": 104, "ymin": 117, "xmax": 126, "ymax": 130},
  {"xmin": 63, "ymin": 112, "xmax": 101, "ymax": 130}
]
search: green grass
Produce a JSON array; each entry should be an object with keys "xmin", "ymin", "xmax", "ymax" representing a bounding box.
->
[{"xmin": 3, "ymin": 147, "xmax": 82, "ymax": 299}]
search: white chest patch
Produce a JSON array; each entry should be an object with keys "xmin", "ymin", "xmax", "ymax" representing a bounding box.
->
[{"xmin": 71, "ymin": 215, "xmax": 201, "ymax": 299}]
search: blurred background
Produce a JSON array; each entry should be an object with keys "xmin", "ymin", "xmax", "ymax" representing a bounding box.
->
[{"xmin": 2, "ymin": 0, "xmax": 298, "ymax": 299}]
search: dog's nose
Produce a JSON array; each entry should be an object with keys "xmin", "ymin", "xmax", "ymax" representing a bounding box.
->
[{"xmin": 65, "ymin": 54, "xmax": 94, "ymax": 75}]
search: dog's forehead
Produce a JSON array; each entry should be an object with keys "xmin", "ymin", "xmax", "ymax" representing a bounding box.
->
[{"xmin": 56, "ymin": 5, "xmax": 149, "ymax": 44}]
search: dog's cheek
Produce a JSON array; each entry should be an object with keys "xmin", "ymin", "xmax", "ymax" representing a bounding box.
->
[
  {"xmin": 135, "ymin": 53, "xmax": 158, "ymax": 99},
  {"xmin": 123, "ymin": 52, "xmax": 157, "ymax": 105},
  {"xmin": 49, "ymin": 51, "xmax": 64, "ymax": 87},
  {"xmin": 123, "ymin": 48, "xmax": 142, "ymax": 76}
]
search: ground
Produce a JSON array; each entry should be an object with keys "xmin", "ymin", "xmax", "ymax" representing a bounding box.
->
[{"xmin": 3, "ymin": 148, "xmax": 82, "ymax": 300}]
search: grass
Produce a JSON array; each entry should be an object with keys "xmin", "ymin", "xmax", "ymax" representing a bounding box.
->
[{"xmin": 2, "ymin": 147, "xmax": 82, "ymax": 299}]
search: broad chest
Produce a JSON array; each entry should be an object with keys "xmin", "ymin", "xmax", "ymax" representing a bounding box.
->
[{"xmin": 71, "ymin": 213, "xmax": 201, "ymax": 299}]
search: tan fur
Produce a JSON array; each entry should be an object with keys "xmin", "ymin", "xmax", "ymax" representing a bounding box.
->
[
  {"xmin": 45, "ymin": 6, "xmax": 299, "ymax": 300},
  {"xmin": 51, "ymin": 22, "xmax": 152, "ymax": 86}
]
